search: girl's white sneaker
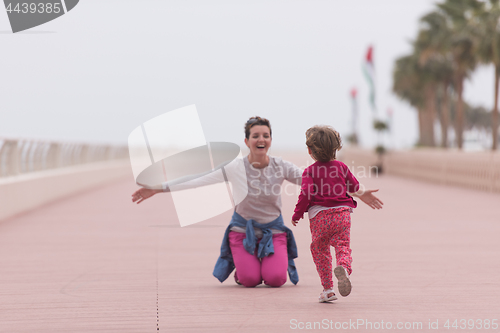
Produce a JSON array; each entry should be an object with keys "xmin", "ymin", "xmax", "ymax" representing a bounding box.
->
[
  {"xmin": 319, "ymin": 288, "xmax": 337, "ymax": 302},
  {"xmin": 334, "ymin": 266, "xmax": 352, "ymax": 297}
]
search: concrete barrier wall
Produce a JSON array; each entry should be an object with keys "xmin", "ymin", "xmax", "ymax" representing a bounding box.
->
[
  {"xmin": 339, "ymin": 147, "xmax": 500, "ymax": 193},
  {"xmin": 0, "ymin": 160, "xmax": 132, "ymax": 221},
  {"xmin": 0, "ymin": 138, "xmax": 128, "ymax": 177},
  {"xmin": 384, "ymin": 149, "xmax": 500, "ymax": 193},
  {"xmin": 337, "ymin": 148, "xmax": 381, "ymax": 171}
]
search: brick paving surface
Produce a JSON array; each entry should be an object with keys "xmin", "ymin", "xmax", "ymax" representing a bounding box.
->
[{"xmin": 1, "ymin": 154, "xmax": 499, "ymax": 332}]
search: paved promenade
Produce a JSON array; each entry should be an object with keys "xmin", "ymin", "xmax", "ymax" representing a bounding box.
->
[{"xmin": 1, "ymin": 155, "xmax": 499, "ymax": 332}]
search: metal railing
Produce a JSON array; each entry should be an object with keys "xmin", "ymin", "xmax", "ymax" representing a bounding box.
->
[{"xmin": 0, "ymin": 138, "xmax": 129, "ymax": 178}]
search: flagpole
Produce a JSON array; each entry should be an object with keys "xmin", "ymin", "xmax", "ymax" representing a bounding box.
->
[
  {"xmin": 363, "ymin": 45, "xmax": 377, "ymax": 118},
  {"xmin": 350, "ymin": 88, "xmax": 359, "ymax": 146}
]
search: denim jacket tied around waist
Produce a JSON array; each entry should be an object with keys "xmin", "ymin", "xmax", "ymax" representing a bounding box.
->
[{"xmin": 212, "ymin": 211, "xmax": 299, "ymax": 285}]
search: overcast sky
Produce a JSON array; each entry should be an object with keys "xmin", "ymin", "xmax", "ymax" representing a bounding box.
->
[{"xmin": 0, "ymin": 0, "xmax": 495, "ymax": 150}]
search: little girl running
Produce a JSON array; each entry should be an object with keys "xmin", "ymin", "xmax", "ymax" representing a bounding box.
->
[{"xmin": 291, "ymin": 125, "xmax": 383, "ymax": 303}]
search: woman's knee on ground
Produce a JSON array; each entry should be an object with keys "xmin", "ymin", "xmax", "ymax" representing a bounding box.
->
[
  {"xmin": 262, "ymin": 271, "xmax": 287, "ymax": 287},
  {"xmin": 238, "ymin": 271, "xmax": 262, "ymax": 287}
]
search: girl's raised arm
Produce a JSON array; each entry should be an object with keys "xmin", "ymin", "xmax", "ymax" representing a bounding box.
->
[{"xmin": 349, "ymin": 188, "xmax": 383, "ymax": 210}]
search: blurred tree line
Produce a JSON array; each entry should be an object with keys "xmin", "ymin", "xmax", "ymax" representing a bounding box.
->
[{"xmin": 393, "ymin": 0, "xmax": 500, "ymax": 150}]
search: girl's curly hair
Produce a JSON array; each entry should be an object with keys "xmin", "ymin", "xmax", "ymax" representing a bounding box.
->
[{"xmin": 305, "ymin": 125, "xmax": 342, "ymax": 162}]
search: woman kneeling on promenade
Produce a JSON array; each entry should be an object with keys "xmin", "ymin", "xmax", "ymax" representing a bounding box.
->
[
  {"xmin": 132, "ymin": 116, "xmax": 302, "ymax": 287},
  {"xmin": 132, "ymin": 116, "xmax": 380, "ymax": 288}
]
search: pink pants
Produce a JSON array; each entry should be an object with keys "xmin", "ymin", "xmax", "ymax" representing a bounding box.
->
[
  {"xmin": 229, "ymin": 231, "xmax": 288, "ymax": 287},
  {"xmin": 309, "ymin": 208, "xmax": 352, "ymax": 290}
]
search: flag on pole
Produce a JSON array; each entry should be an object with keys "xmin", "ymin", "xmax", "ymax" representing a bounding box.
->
[
  {"xmin": 362, "ymin": 46, "xmax": 376, "ymax": 114},
  {"xmin": 387, "ymin": 107, "xmax": 393, "ymax": 131},
  {"xmin": 348, "ymin": 87, "xmax": 359, "ymax": 145}
]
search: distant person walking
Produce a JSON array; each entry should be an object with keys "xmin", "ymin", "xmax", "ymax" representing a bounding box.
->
[{"xmin": 292, "ymin": 125, "xmax": 383, "ymax": 302}]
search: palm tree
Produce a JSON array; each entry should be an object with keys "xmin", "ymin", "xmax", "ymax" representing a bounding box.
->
[
  {"xmin": 417, "ymin": 11, "xmax": 455, "ymax": 148},
  {"xmin": 393, "ymin": 55, "xmax": 433, "ymax": 146},
  {"xmin": 437, "ymin": 0, "xmax": 484, "ymax": 149},
  {"xmin": 473, "ymin": 0, "xmax": 500, "ymax": 150},
  {"xmin": 437, "ymin": 81, "xmax": 454, "ymax": 147},
  {"xmin": 395, "ymin": 24, "xmax": 453, "ymax": 147}
]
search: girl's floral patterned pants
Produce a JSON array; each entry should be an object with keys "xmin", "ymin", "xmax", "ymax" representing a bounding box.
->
[{"xmin": 309, "ymin": 207, "xmax": 352, "ymax": 290}]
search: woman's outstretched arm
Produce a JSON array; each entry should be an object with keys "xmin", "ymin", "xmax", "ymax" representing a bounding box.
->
[
  {"xmin": 131, "ymin": 188, "xmax": 162, "ymax": 204},
  {"xmin": 131, "ymin": 170, "xmax": 223, "ymax": 204},
  {"xmin": 131, "ymin": 167, "xmax": 225, "ymax": 204},
  {"xmin": 132, "ymin": 158, "xmax": 245, "ymax": 204}
]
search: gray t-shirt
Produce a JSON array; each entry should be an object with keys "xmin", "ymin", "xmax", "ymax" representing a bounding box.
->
[
  {"xmin": 237, "ymin": 156, "xmax": 302, "ymax": 223},
  {"xmin": 162, "ymin": 155, "xmax": 302, "ymax": 226}
]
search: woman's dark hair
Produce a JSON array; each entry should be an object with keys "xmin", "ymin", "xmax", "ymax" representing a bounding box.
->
[
  {"xmin": 305, "ymin": 125, "xmax": 342, "ymax": 162},
  {"xmin": 244, "ymin": 116, "xmax": 272, "ymax": 139}
]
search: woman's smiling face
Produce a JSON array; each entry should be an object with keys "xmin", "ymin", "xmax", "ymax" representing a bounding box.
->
[{"xmin": 245, "ymin": 125, "xmax": 272, "ymax": 156}]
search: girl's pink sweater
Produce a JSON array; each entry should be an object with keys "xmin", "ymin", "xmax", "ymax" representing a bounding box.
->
[{"xmin": 292, "ymin": 160, "xmax": 359, "ymax": 221}]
